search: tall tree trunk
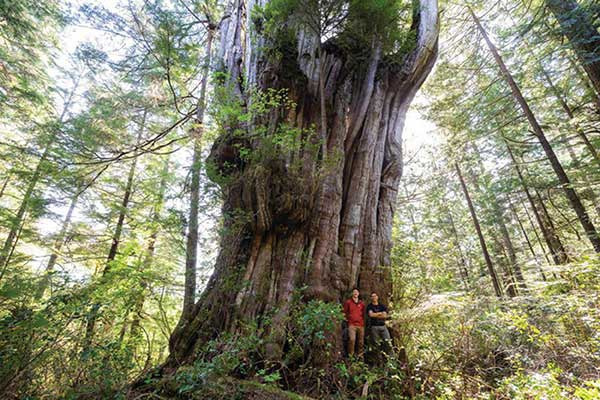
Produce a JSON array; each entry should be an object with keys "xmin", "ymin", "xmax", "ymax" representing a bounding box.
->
[
  {"xmin": 83, "ymin": 111, "xmax": 145, "ymax": 350},
  {"xmin": 546, "ymin": 0, "xmax": 600, "ymax": 99},
  {"xmin": 0, "ymin": 145, "xmax": 50, "ymax": 270},
  {"xmin": 0, "ymin": 173, "xmax": 10, "ymax": 199},
  {"xmin": 508, "ymin": 196, "xmax": 547, "ymax": 281},
  {"xmin": 565, "ymin": 53, "xmax": 600, "ymax": 112},
  {"xmin": 471, "ymin": 10, "xmax": 600, "ymax": 253},
  {"xmin": 537, "ymin": 60, "xmax": 600, "ymax": 219},
  {"xmin": 166, "ymin": 0, "xmax": 439, "ymax": 376},
  {"xmin": 446, "ymin": 209, "xmax": 470, "ymax": 288},
  {"xmin": 538, "ymin": 62, "xmax": 600, "ymax": 169},
  {"xmin": 466, "ymin": 144, "xmax": 526, "ymax": 289},
  {"xmin": 0, "ymin": 78, "xmax": 79, "ymax": 272},
  {"xmin": 181, "ymin": 27, "xmax": 214, "ymax": 322},
  {"xmin": 505, "ymin": 142, "xmax": 568, "ymax": 264},
  {"xmin": 35, "ymin": 189, "xmax": 81, "ymax": 299},
  {"xmin": 129, "ymin": 158, "xmax": 170, "ymax": 345},
  {"xmin": 455, "ymin": 162, "xmax": 502, "ymax": 297},
  {"xmin": 521, "ymin": 196, "xmax": 552, "ymax": 264}
]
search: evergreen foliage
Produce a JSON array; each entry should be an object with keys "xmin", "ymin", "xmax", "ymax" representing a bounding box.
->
[{"xmin": 1, "ymin": 0, "xmax": 600, "ymax": 398}]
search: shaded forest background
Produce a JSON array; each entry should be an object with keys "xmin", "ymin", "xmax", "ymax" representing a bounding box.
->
[{"xmin": 2, "ymin": 0, "xmax": 600, "ymax": 398}]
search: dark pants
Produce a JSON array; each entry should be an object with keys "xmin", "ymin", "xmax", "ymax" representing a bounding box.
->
[{"xmin": 371, "ymin": 325, "xmax": 392, "ymax": 357}]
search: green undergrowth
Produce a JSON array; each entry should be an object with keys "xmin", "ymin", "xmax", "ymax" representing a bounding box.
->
[{"xmin": 393, "ymin": 256, "xmax": 600, "ymax": 399}]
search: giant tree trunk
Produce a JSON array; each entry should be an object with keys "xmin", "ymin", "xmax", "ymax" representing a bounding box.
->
[
  {"xmin": 167, "ymin": 0, "xmax": 439, "ymax": 374},
  {"xmin": 546, "ymin": 0, "xmax": 600, "ymax": 100}
]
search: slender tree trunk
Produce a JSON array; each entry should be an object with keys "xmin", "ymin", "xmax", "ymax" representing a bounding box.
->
[
  {"xmin": 497, "ymin": 243, "xmax": 517, "ymax": 297},
  {"xmin": 497, "ymin": 210, "xmax": 526, "ymax": 290},
  {"xmin": 181, "ymin": 28, "xmax": 214, "ymax": 322},
  {"xmin": 0, "ymin": 173, "xmax": 10, "ymax": 199},
  {"xmin": 83, "ymin": 111, "xmax": 145, "ymax": 350},
  {"xmin": 508, "ymin": 196, "xmax": 547, "ymax": 281},
  {"xmin": 0, "ymin": 146, "xmax": 48, "ymax": 270},
  {"xmin": 471, "ymin": 9, "xmax": 600, "ymax": 253},
  {"xmin": 35, "ymin": 189, "xmax": 81, "ymax": 299},
  {"xmin": 521, "ymin": 196, "xmax": 552, "ymax": 264},
  {"xmin": 165, "ymin": 0, "xmax": 439, "ymax": 377},
  {"xmin": 1, "ymin": 216, "xmax": 27, "ymax": 282},
  {"xmin": 537, "ymin": 61, "xmax": 600, "ymax": 219},
  {"xmin": 0, "ymin": 79, "xmax": 79, "ymax": 272},
  {"xmin": 455, "ymin": 162, "xmax": 502, "ymax": 297},
  {"xmin": 467, "ymin": 144, "xmax": 526, "ymax": 289},
  {"xmin": 129, "ymin": 158, "xmax": 169, "ymax": 344},
  {"xmin": 565, "ymin": 53, "xmax": 600, "ymax": 112},
  {"xmin": 562, "ymin": 140, "xmax": 600, "ymax": 219},
  {"xmin": 538, "ymin": 62, "xmax": 600, "ymax": 169},
  {"xmin": 505, "ymin": 142, "xmax": 568, "ymax": 264},
  {"xmin": 447, "ymin": 209, "xmax": 470, "ymax": 287},
  {"xmin": 546, "ymin": 0, "xmax": 600, "ymax": 99}
]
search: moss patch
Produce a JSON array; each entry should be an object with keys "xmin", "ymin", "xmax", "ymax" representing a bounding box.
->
[{"xmin": 144, "ymin": 376, "xmax": 313, "ymax": 400}]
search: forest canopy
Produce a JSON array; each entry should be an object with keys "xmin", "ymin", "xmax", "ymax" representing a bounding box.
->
[{"xmin": 1, "ymin": 0, "xmax": 600, "ymax": 399}]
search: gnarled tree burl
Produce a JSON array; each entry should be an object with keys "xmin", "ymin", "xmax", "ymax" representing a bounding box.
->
[{"xmin": 168, "ymin": 0, "xmax": 438, "ymax": 371}]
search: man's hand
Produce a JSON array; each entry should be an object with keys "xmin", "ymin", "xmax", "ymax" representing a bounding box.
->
[{"xmin": 368, "ymin": 311, "xmax": 388, "ymax": 319}]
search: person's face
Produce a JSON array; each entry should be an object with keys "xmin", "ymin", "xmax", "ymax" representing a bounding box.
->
[
  {"xmin": 371, "ymin": 293, "xmax": 378, "ymax": 303},
  {"xmin": 352, "ymin": 289, "xmax": 359, "ymax": 299}
]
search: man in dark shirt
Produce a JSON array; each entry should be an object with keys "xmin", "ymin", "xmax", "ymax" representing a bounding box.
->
[
  {"xmin": 367, "ymin": 292, "xmax": 391, "ymax": 352},
  {"xmin": 343, "ymin": 288, "xmax": 365, "ymax": 358}
]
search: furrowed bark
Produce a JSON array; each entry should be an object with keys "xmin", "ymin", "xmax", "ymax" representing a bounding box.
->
[{"xmin": 166, "ymin": 0, "xmax": 439, "ymax": 378}]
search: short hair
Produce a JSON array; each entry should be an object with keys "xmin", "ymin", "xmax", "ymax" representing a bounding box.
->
[
  {"xmin": 352, "ymin": 287, "xmax": 359, "ymax": 292},
  {"xmin": 371, "ymin": 292, "xmax": 378, "ymax": 296}
]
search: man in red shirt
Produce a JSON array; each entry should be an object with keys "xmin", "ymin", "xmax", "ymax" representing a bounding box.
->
[{"xmin": 343, "ymin": 288, "xmax": 365, "ymax": 358}]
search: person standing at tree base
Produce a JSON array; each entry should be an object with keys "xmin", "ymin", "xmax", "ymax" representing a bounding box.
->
[
  {"xmin": 343, "ymin": 288, "xmax": 365, "ymax": 358},
  {"xmin": 367, "ymin": 292, "xmax": 392, "ymax": 355}
]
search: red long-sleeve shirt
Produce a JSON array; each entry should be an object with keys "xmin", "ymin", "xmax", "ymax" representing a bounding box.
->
[{"xmin": 343, "ymin": 298, "xmax": 365, "ymax": 327}]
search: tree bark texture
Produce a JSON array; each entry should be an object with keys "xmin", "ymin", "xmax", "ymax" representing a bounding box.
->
[{"xmin": 167, "ymin": 0, "xmax": 439, "ymax": 369}]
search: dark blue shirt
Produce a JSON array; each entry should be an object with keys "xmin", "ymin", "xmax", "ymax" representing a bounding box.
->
[{"xmin": 366, "ymin": 303, "xmax": 388, "ymax": 326}]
